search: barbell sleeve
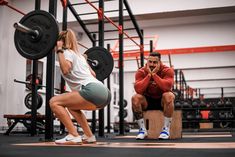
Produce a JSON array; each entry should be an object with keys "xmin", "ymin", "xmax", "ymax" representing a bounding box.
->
[{"xmin": 13, "ymin": 22, "xmax": 39, "ymax": 38}]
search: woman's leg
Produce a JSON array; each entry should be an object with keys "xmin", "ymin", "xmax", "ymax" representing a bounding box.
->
[
  {"xmin": 68, "ymin": 109, "xmax": 93, "ymax": 137},
  {"xmin": 50, "ymin": 91, "xmax": 97, "ymax": 136}
]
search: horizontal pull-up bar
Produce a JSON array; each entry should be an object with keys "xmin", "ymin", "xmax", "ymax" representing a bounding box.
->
[
  {"xmin": 78, "ymin": 9, "xmax": 127, "ymax": 16},
  {"xmin": 89, "ymin": 27, "xmax": 136, "ymax": 34},
  {"xmin": 95, "ymin": 36, "xmax": 139, "ymax": 41},
  {"xmin": 84, "ymin": 18, "xmax": 131, "ymax": 25}
]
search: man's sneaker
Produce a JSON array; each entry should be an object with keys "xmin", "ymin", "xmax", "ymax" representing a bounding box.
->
[
  {"xmin": 158, "ymin": 128, "xmax": 170, "ymax": 140},
  {"xmin": 55, "ymin": 134, "xmax": 82, "ymax": 145},
  {"xmin": 81, "ymin": 134, "xmax": 96, "ymax": 144},
  {"xmin": 136, "ymin": 128, "xmax": 148, "ymax": 140}
]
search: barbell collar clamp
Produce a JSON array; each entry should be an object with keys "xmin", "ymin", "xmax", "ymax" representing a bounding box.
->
[
  {"xmin": 87, "ymin": 58, "xmax": 99, "ymax": 67},
  {"xmin": 14, "ymin": 22, "xmax": 39, "ymax": 38}
]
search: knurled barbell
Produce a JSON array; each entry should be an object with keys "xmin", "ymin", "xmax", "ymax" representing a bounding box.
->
[{"xmin": 14, "ymin": 10, "xmax": 113, "ymax": 81}]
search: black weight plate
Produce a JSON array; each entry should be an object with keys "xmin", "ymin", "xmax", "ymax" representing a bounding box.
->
[
  {"xmin": 14, "ymin": 10, "xmax": 59, "ymax": 60},
  {"xmin": 24, "ymin": 93, "xmax": 43, "ymax": 110},
  {"xmin": 85, "ymin": 47, "xmax": 114, "ymax": 81},
  {"xmin": 23, "ymin": 112, "xmax": 45, "ymax": 131}
]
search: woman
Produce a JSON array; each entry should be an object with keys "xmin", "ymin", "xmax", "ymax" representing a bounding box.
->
[{"xmin": 50, "ymin": 29, "xmax": 111, "ymax": 145}]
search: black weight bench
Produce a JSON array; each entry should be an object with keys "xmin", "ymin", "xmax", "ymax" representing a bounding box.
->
[
  {"xmin": 4, "ymin": 114, "xmax": 97, "ymax": 135},
  {"xmin": 3, "ymin": 114, "xmax": 46, "ymax": 135}
]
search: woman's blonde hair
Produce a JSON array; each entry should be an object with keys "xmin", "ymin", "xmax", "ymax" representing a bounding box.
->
[{"xmin": 58, "ymin": 29, "xmax": 79, "ymax": 54}]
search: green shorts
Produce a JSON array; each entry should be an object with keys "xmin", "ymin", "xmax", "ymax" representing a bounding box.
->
[{"xmin": 78, "ymin": 82, "xmax": 111, "ymax": 109}]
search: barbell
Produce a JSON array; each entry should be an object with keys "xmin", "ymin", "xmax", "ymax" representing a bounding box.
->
[{"xmin": 14, "ymin": 10, "xmax": 113, "ymax": 81}]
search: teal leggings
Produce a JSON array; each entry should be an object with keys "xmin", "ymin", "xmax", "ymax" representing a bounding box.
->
[{"xmin": 78, "ymin": 82, "xmax": 111, "ymax": 109}]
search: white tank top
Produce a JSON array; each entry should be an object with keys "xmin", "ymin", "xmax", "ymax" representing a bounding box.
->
[{"xmin": 61, "ymin": 49, "xmax": 102, "ymax": 91}]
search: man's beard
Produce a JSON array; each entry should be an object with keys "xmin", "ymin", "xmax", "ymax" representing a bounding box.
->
[{"xmin": 150, "ymin": 66, "xmax": 155, "ymax": 71}]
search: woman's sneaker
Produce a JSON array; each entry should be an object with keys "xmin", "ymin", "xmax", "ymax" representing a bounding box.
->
[
  {"xmin": 55, "ymin": 134, "xmax": 82, "ymax": 145},
  {"xmin": 81, "ymin": 134, "xmax": 96, "ymax": 144}
]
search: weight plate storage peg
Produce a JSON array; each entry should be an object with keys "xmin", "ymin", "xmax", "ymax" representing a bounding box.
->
[
  {"xmin": 85, "ymin": 46, "xmax": 114, "ymax": 81},
  {"xmin": 14, "ymin": 10, "xmax": 59, "ymax": 60}
]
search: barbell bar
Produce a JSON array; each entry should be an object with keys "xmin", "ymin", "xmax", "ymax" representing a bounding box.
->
[
  {"xmin": 13, "ymin": 10, "xmax": 114, "ymax": 81},
  {"xmin": 14, "ymin": 79, "xmax": 62, "ymax": 92}
]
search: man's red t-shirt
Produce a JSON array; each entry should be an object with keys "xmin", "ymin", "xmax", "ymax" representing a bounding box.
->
[{"xmin": 134, "ymin": 63, "xmax": 174, "ymax": 99}]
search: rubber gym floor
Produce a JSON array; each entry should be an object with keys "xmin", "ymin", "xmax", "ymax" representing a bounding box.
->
[{"xmin": 0, "ymin": 132, "xmax": 235, "ymax": 157}]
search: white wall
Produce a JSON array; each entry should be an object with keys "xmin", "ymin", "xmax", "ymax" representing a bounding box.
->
[
  {"xmin": 0, "ymin": 1, "xmax": 31, "ymax": 127},
  {"xmin": 127, "ymin": 0, "xmax": 235, "ymax": 15},
  {"xmin": 0, "ymin": 0, "xmax": 49, "ymax": 127}
]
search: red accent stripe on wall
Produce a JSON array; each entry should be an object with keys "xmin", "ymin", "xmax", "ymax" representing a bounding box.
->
[{"xmin": 111, "ymin": 45, "xmax": 235, "ymax": 59}]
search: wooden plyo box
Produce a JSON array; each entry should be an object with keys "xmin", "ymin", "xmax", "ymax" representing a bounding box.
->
[{"xmin": 143, "ymin": 110, "xmax": 182, "ymax": 139}]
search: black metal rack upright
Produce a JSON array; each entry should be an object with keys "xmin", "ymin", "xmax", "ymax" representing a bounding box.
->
[
  {"xmin": 30, "ymin": 0, "xmax": 41, "ymax": 137},
  {"xmin": 91, "ymin": 34, "xmax": 97, "ymax": 133},
  {"xmin": 59, "ymin": 1, "xmax": 68, "ymax": 135},
  {"xmin": 45, "ymin": 0, "xmax": 57, "ymax": 141},
  {"xmin": 118, "ymin": 0, "xmax": 124, "ymax": 135},
  {"xmin": 97, "ymin": 0, "xmax": 105, "ymax": 137}
]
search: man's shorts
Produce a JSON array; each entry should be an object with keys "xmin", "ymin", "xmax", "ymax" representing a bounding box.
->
[
  {"xmin": 144, "ymin": 95, "xmax": 163, "ymax": 111},
  {"xmin": 79, "ymin": 82, "xmax": 111, "ymax": 109}
]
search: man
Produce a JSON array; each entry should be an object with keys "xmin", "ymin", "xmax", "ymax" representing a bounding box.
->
[{"xmin": 132, "ymin": 52, "xmax": 175, "ymax": 140}]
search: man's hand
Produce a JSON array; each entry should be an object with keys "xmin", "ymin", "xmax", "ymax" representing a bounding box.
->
[
  {"xmin": 145, "ymin": 63, "xmax": 152, "ymax": 75},
  {"xmin": 151, "ymin": 62, "xmax": 160, "ymax": 75}
]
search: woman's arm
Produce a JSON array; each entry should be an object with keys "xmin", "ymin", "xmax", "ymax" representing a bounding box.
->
[
  {"xmin": 89, "ymin": 66, "xmax": 96, "ymax": 77},
  {"xmin": 57, "ymin": 52, "xmax": 72, "ymax": 75},
  {"xmin": 83, "ymin": 54, "xmax": 96, "ymax": 77},
  {"xmin": 56, "ymin": 40, "xmax": 72, "ymax": 75}
]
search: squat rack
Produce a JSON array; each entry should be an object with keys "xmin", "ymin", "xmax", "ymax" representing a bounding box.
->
[{"xmin": 63, "ymin": 0, "xmax": 143, "ymax": 136}]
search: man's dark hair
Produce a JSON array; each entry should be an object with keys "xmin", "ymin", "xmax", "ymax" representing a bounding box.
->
[{"xmin": 149, "ymin": 51, "xmax": 161, "ymax": 59}]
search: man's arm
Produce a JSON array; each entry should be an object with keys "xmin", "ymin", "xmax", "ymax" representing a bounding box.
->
[
  {"xmin": 152, "ymin": 68, "xmax": 174, "ymax": 92},
  {"xmin": 134, "ymin": 70, "xmax": 151, "ymax": 94}
]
